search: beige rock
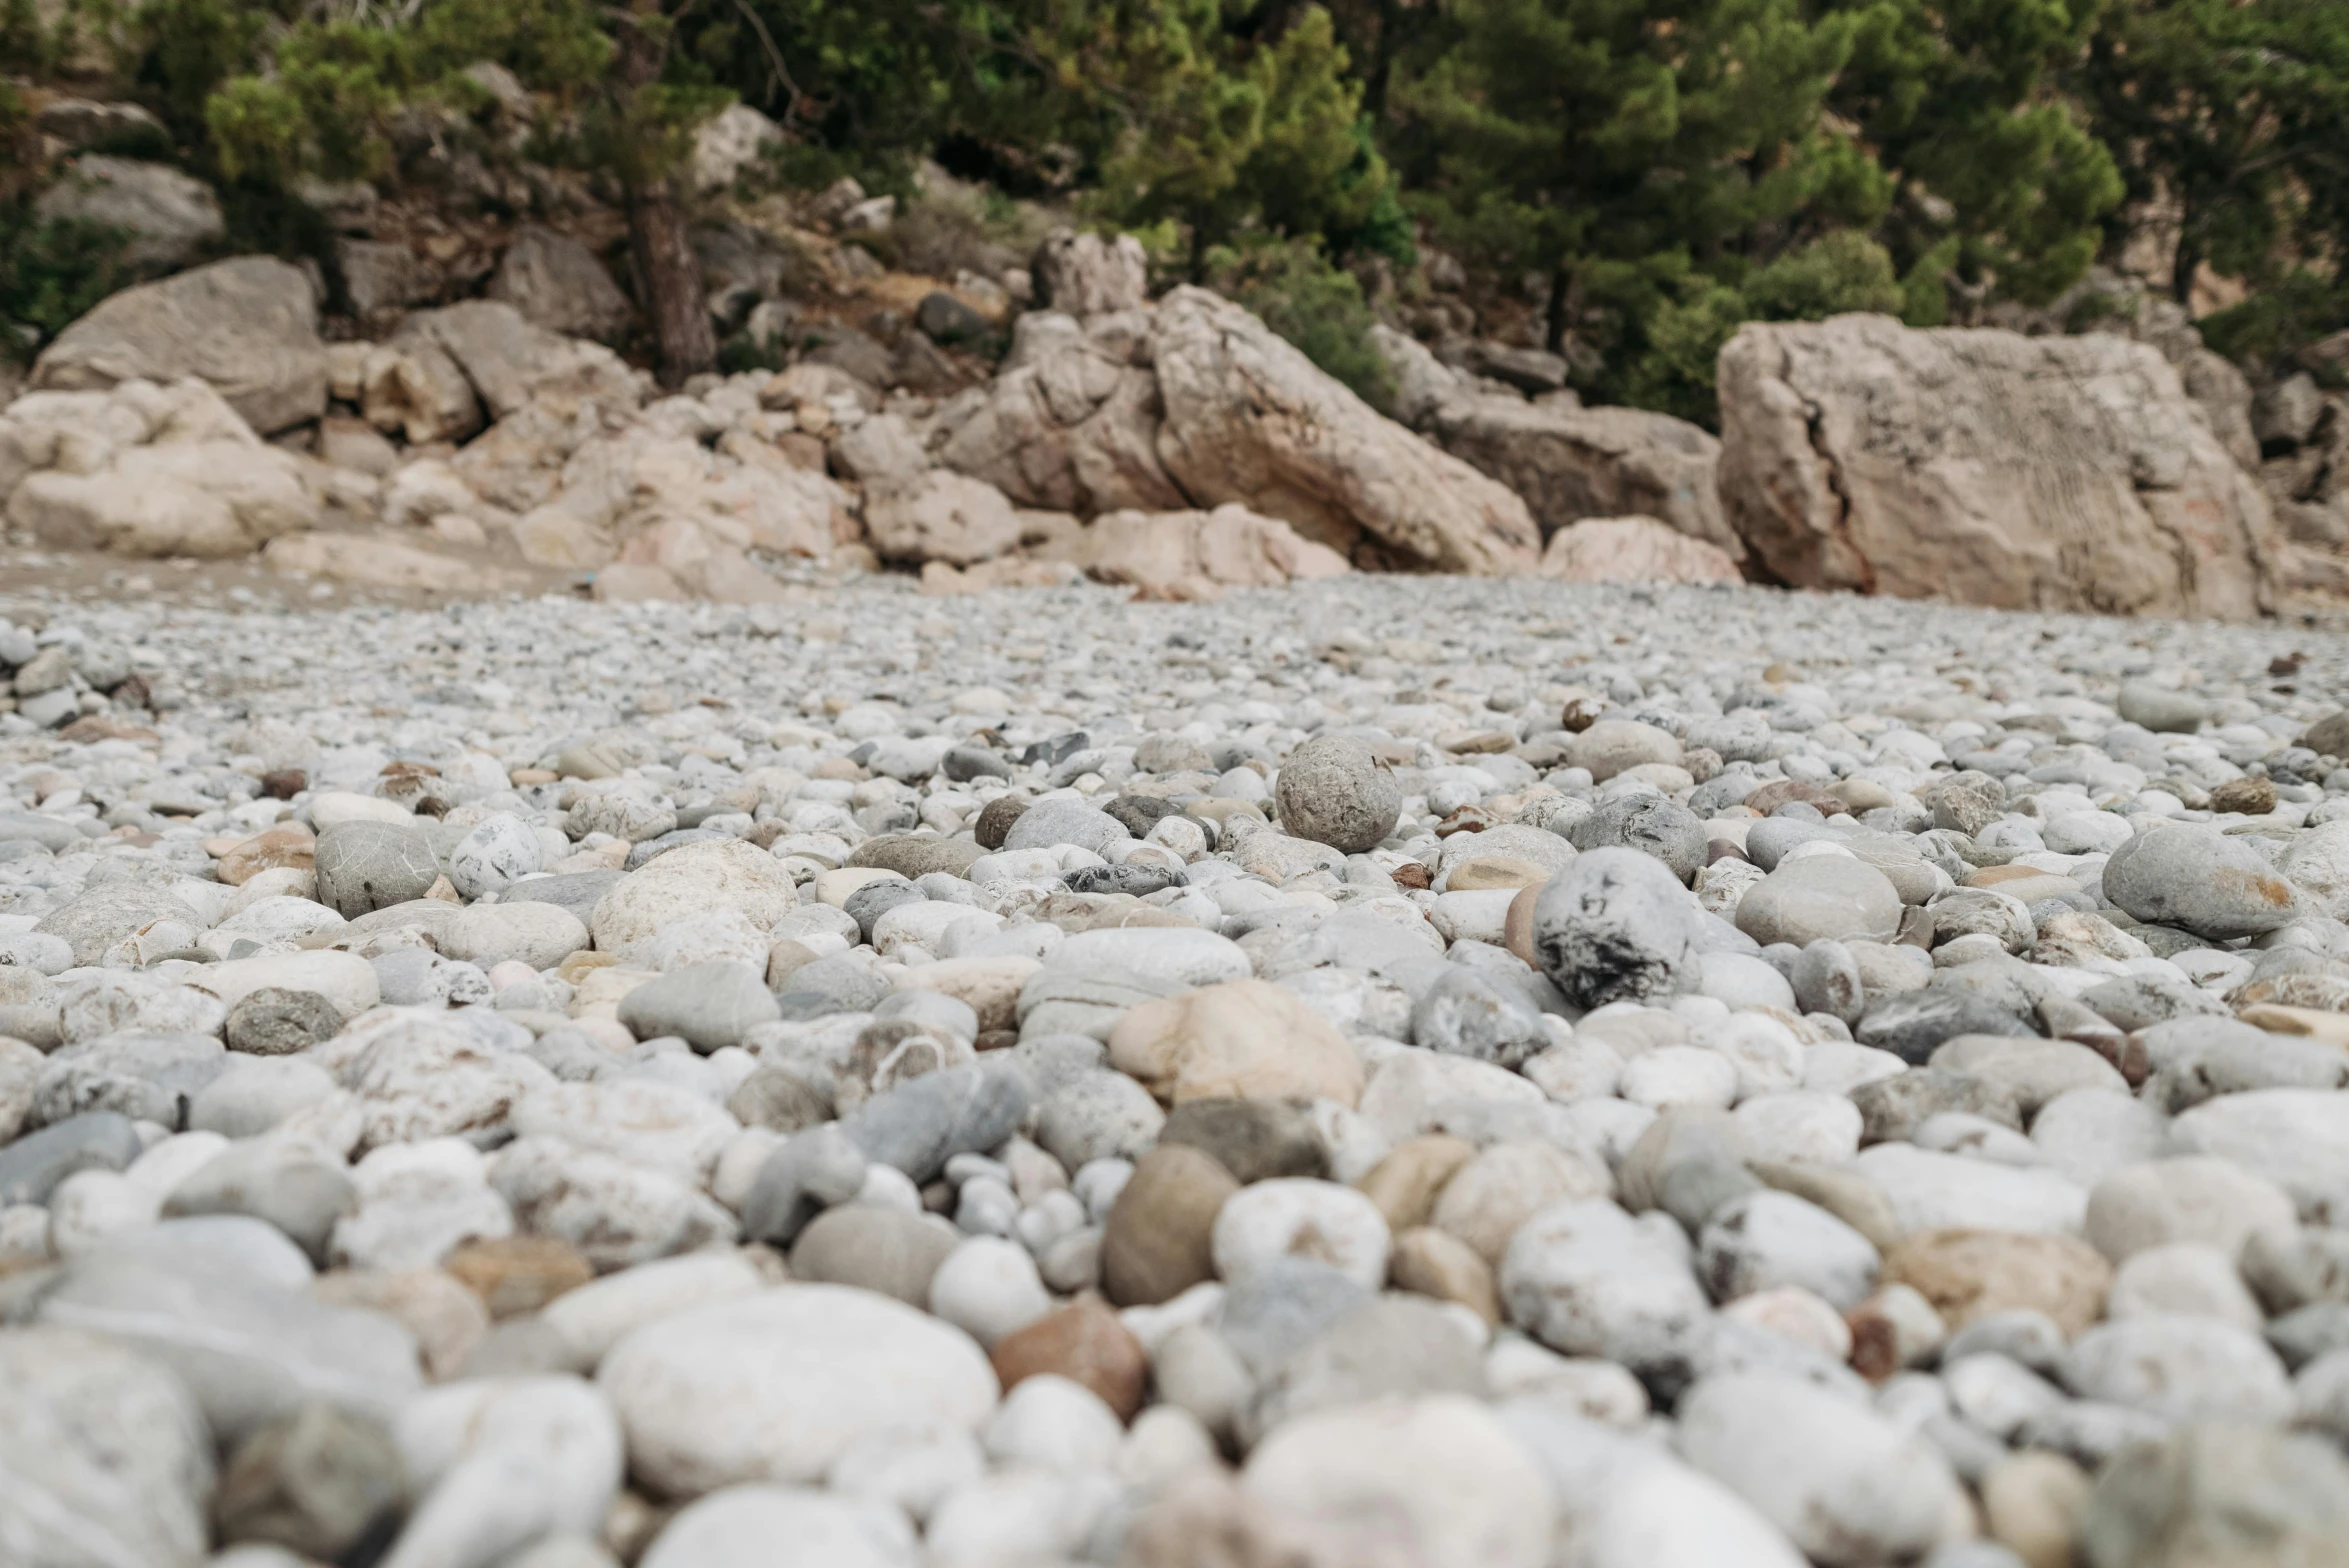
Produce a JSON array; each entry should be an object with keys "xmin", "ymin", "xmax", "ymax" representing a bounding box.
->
[
  {"xmin": 1033, "ymin": 229, "xmax": 1150, "ymax": 317},
  {"xmin": 1355, "ymin": 1135, "xmax": 1478, "ymax": 1232},
  {"xmin": 360, "ymin": 335, "xmax": 482, "ymax": 446},
  {"xmin": 1539, "ymin": 514, "xmax": 1743, "ymax": 585},
  {"xmin": 1982, "ymin": 1450, "xmax": 2092, "ymax": 1568},
  {"xmin": 486, "ymin": 224, "xmax": 634, "ymax": 342},
  {"xmin": 589, "ymin": 838, "xmax": 801, "ymax": 965},
  {"xmin": 894, "ymin": 956, "xmax": 1039, "ymax": 1035},
  {"xmin": 934, "ymin": 309, "xmax": 1191, "ymax": 517},
  {"xmin": 1717, "ymin": 314, "xmax": 2276, "ymax": 618},
  {"xmin": 863, "ymin": 470, "xmax": 1022, "ymax": 565},
  {"xmin": 1062, "ymin": 503, "xmax": 1351, "ymax": 599},
  {"xmin": 1110, "ymin": 978, "xmax": 1365, "ymax": 1106},
  {"xmin": 402, "ymin": 300, "xmax": 643, "ymax": 422},
  {"xmin": 1102, "ymin": 1143, "xmax": 1241, "ymax": 1306},
  {"xmin": 614, "ymin": 518, "xmax": 789, "ymax": 603},
  {"xmin": 1379, "ymin": 328, "xmax": 1739, "ymax": 561},
  {"xmin": 1151, "ymin": 287, "xmax": 1540, "ymax": 572},
  {"xmin": 917, "ymin": 557, "xmax": 1088, "ymax": 594},
  {"xmin": 1880, "ymin": 1228, "xmax": 2113, "ymax": 1336},
  {"xmin": 1391, "ymin": 1226, "xmax": 1501, "ymax": 1323},
  {"xmin": 30, "ymin": 256, "xmax": 328, "ymax": 434},
  {"xmin": 264, "ymin": 533, "xmax": 526, "ymax": 592},
  {"xmin": 590, "ymin": 562, "xmax": 686, "ymax": 602},
  {"xmin": 1433, "ymin": 1140, "xmax": 1612, "ymax": 1263}
]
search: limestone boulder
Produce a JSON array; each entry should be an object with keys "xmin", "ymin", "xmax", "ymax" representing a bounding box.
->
[
  {"xmin": 932, "ymin": 309, "xmax": 1190, "ymax": 517},
  {"xmin": 3, "ymin": 377, "xmax": 319, "ymax": 556},
  {"xmin": 1379, "ymin": 326, "xmax": 1737, "ymax": 560},
  {"xmin": 35, "ymin": 156, "xmax": 223, "ymax": 271},
  {"xmin": 1056, "ymin": 503, "xmax": 1350, "ymax": 599},
  {"xmin": 1149, "ymin": 287, "xmax": 1540, "ymax": 572},
  {"xmin": 1540, "ymin": 515, "xmax": 1743, "ymax": 585},
  {"xmin": 864, "ymin": 470, "xmax": 1023, "ymax": 566},
  {"xmin": 1033, "ymin": 228, "xmax": 1150, "ymax": 317},
  {"xmin": 29, "ymin": 256, "xmax": 328, "ymax": 434},
  {"xmin": 1717, "ymin": 314, "xmax": 2276, "ymax": 618},
  {"xmin": 487, "ymin": 225, "xmax": 635, "ymax": 343},
  {"xmin": 400, "ymin": 300, "xmax": 645, "ymax": 422}
]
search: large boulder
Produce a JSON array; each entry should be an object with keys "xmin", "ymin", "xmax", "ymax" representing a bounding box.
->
[
  {"xmin": 1717, "ymin": 313, "xmax": 2276, "ymax": 618},
  {"xmin": 30, "ymin": 256, "xmax": 328, "ymax": 434},
  {"xmin": 1150, "ymin": 286, "xmax": 1541, "ymax": 572},
  {"xmin": 1053, "ymin": 503, "xmax": 1351, "ymax": 599},
  {"xmin": 1377, "ymin": 326, "xmax": 1737, "ymax": 560},
  {"xmin": 930, "ymin": 280, "xmax": 1543, "ymax": 573},
  {"xmin": 398, "ymin": 300, "xmax": 644, "ymax": 422},
  {"xmin": 34, "ymin": 156, "xmax": 223, "ymax": 271},
  {"xmin": 933, "ymin": 310, "xmax": 1190, "ymax": 517},
  {"xmin": 487, "ymin": 225, "xmax": 635, "ymax": 343},
  {"xmin": 4, "ymin": 377, "xmax": 319, "ymax": 556},
  {"xmin": 1540, "ymin": 515, "xmax": 1742, "ymax": 585}
]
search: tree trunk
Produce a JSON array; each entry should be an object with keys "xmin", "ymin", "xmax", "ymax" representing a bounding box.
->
[
  {"xmin": 1544, "ymin": 262, "xmax": 1575, "ymax": 355},
  {"xmin": 617, "ymin": 0, "xmax": 715, "ymax": 387},
  {"xmin": 629, "ymin": 180, "xmax": 717, "ymax": 387},
  {"xmin": 2170, "ymin": 200, "xmax": 2201, "ymax": 307}
]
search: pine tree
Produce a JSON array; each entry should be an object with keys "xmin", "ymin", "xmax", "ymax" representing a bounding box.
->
[{"xmin": 1397, "ymin": 0, "xmax": 1865, "ymax": 358}]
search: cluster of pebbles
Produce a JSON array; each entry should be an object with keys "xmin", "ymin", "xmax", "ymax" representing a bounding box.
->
[{"xmin": 8, "ymin": 573, "xmax": 2349, "ymax": 1568}]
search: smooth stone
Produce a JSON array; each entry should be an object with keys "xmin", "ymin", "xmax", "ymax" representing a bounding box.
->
[
  {"xmin": 1160, "ymin": 1096, "xmax": 1328, "ymax": 1183},
  {"xmin": 790, "ymin": 1204, "xmax": 961, "ymax": 1306},
  {"xmin": 2077, "ymin": 1422, "xmax": 2349, "ymax": 1568},
  {"xmin": 2063, "ymin": 1315, "xmax": 2293, "ymax": 1424},
  {"xmin": 314, "ymin": 821, "xmax": 441, "ymax": 918},
  {"xmin": 1275, "ymin": 733, "xmax": 1404, "ymax": 853},
  {"xmin": 1102, "ymin": 1143, "xmax": 1241, "ymax": 1307},
  {"xmin": 1735, "ymin": 855, "xmax": 1904, "ymax": 947},
  {"xmin": 615, "ymin": 959, "xmax": 781, "ymax": 1052},
  {"xmin": 596, "ymin": 1284, "xmax": 1000, "ymax": 1493},
  {"xmin": 1531, "ymin": 847, "xmax": 1708, "ymax": 1009},
  {"xmin": 1500, "ymin": 1198, "xmax": 1711, "ymax": 1383},
  {"xmin": 2102, "ymin": 826, "xmax": 2304, "ymax": 940}
]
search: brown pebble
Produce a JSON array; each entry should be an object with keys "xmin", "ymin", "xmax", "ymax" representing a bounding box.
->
[
  {"xmin": 260, "ymin": 768, "xmax": 307, "ymax": 799},
  {"xmin": 1101, "ymin": 1143, "xmax": 1239, "ymax": 1307},
  {"xmin": 990, "ymin": 1300, "xmax": 1149, "ymax": 1421},
  {"xmin": 1390, "ymin": 1226, "xmax": 1500, "ymax": 1323}
]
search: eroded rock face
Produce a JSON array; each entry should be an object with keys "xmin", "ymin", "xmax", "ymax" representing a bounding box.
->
[
  {"xmin": 1054, "ymin": 503, "xmax": 1351, "ymax": 600},
  {"xmin": 930, "ymin": 290, "xmax": 1541, "ymax": 574},
  {"xmin": 3, "ymin": 377, "xmax": 318, "ymax": 556},
  {"xmin": 1716, "ymin": 313, "xmax": 2277, "ymax": 619},
  {"xmin": 1377, "ymin": 326, "xmax": 1737, "ymax": 562},
  {"xmin": 29, "ymin": 256, "xmax": 328, "ymax": 434},
  {"xmin": 1150, "ymin": 288, "xmax": 1540, "ymax": 574}
]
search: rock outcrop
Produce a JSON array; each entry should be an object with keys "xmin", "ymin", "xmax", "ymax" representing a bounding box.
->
[
  {"xmin": 29, "ymin": 256, "xmax": 328, "ymax": 434},
  {"xmin": 3, "ymin": 378, "xmax": 319, "ymax": 556},
  {"xmin": 931, "ymin": 288, "xmax": 1540, "ymax": 574},
  {"xmin": 34, "ymin": 156, "xmax": 224, "ymax": 271},
  {"xmin": 1051, "ymin": 503, "xmax": 1352, "ymax": 599},
  {"xmin": 1376, "ymin": 326, "xmax": 1738, "ymax": 562},
  {"xmin": 1717, "ymin": 313, "xmax": 2277, "ymax": 619},
  {"xmin": 1538, "ymin": 515, "xmax": 1742, "ymax": 585}
]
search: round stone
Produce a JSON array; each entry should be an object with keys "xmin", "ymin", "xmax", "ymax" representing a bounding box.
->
[{"xmin": 1273, "ymin": 734, "xmax": 1402, "ymax": 853}]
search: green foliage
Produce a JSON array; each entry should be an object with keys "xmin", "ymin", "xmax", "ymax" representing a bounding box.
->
[
  {"xmin": 2198, "ymin": 271, "xmax": 2349, "ymax": 371},
  {"xmin": 1397, "ymin": 0, "xmax": 1862, "ymax": 364},
  {"xmin": 1618, "ymin": 231, "xmax": 1906, "ymax": 423},
  {"xmin": 1829, "ymin": 0, "xmax": 2119, "ymax": 304},
  {"xmin": 1207, "ymin": 235, "xmax": 1396, "ymax": 408},
  {"xmin": 1058, "ymin": 3, "xmax": 1406, "ymax": 271},
  {"xmin": 2081, "ymin": 0, "xmax": 2349, "ymax": 302},
  {"xmin": 0, "ymin": 200, "xmax": 135, "ymax": 361}
]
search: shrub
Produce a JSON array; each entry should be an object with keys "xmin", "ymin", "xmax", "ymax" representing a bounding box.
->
[{"xmin": 0, "ymin": 200, "xmax": 134, "ymax": 362}]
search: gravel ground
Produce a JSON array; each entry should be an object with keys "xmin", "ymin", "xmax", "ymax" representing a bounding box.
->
[{"xmin": 8, "ymin": 573, "xmax": 2349, "ymax": 1568}]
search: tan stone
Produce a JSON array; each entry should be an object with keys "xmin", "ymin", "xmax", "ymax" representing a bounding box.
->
[
  {"xmin": 215, "ymin": 825, "xmax": 316, "ymax": 887},
  {"xmin": 1102, "ymin": 1143, "xmax": 1240, "ymax": 1307},
  {"xmin": 442, "ymin": 1235, "xmax": 595, "ymax": 1319},
  {"xmin": 1391, "ymin": 1226, "xmax": 1500, "ymax": 1323},
  {"xmin": 1881, "ymin": 1228, "xmax": 2113, "ymax": 1336},
  {"xmin": 1109, "ymin": 978, "xmax": 1364, "ymax": 1106},
  {"xmin": 1538, "ymin": 514, "xmax": 1743, "ymax": 585},
  {"xmin": 1447, "ymin": 855, "xmax": 1546, "ymax": 891},
  {"xmin": 1056, "ymin": 503, "xmax": 1351, "ymax": 599},
  {"xmin": 311, "ymin": 1267, "xmax": 488, "ymax": 1381},
  {"xmin": 1432, "ymin": 1140, "xmax": 1612, "ymax": 1263},
  {"xmin": 264, "ymin": 533, "xmax": 528, "ymax": 592},
  {"xmin": 895, "ymin": 956, "xmax": 1039, "ymax": 1036},
  {"xmin": 1982, "ymin": 1450, "xmax": 2092, "ymax": 1568},
  {"xmin": 1355, "ymin": 1135, "xmax": 1477, "ymax": 1232}
]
